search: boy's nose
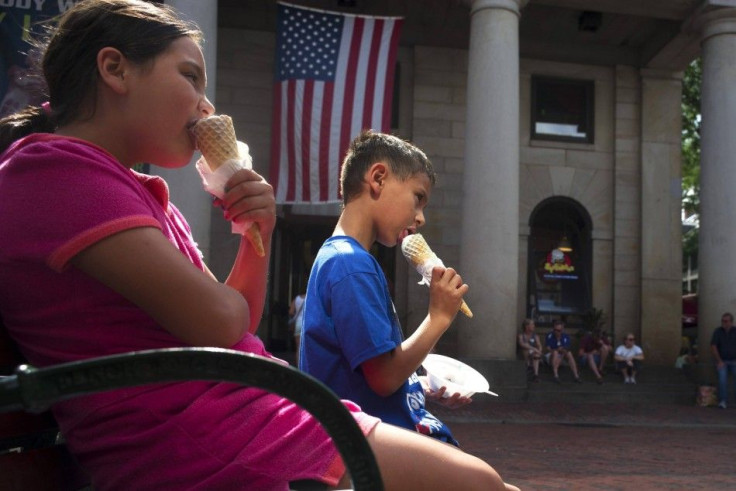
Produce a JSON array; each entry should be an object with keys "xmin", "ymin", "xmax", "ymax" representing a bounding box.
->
[
  {"xmin": 200, "ymin": 95, "xmax": 215, "ymax": 117},
  {"xmin": 415, "ymin": 210, "xmax": 425, "ymax": 227}
]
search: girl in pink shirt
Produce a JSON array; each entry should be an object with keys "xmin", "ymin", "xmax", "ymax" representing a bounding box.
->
[{"xmin": 0, "ymin": 1, "xmax": 514, "ymax": 490}]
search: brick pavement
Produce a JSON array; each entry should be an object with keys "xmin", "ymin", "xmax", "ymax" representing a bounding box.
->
[{"xmin": 432, "ymin": 400, "xmax": 736, "ymax": 490}]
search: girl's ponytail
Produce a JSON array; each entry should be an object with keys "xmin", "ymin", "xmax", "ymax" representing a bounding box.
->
[{"xmin": 0, "ymin": 105, "xmax": 55, "ymax": 154}]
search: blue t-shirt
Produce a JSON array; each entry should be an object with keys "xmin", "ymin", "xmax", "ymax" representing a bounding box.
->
[
  {"xmin": 300, "ymin": 236, "xmax": 457, "ymax": 445},
  {"xmin": 546, "ymin": 331, "xmax": 571, "ymax": 350}
]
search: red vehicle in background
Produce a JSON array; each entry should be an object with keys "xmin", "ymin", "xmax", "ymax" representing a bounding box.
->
[{"xmin": 682, "ymin": 293, "xmax": 698, "ymax": 346}]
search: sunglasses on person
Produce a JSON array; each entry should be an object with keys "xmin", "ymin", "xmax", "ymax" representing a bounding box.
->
[{"xmin": 626, "ymin": 337, "xmax": 635, "ymax": 341}]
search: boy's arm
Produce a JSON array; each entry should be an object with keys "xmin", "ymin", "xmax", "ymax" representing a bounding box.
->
[
  {"xmin": 361, "ymin": 266, "xmax": 466, "ymax": 397},
  {"xmin": 361, "ymin": 314, "xmax": 449, "ymax": 396}
]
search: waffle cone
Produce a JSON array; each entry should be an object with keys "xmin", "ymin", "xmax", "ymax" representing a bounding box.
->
[
  {"xmin": 400, "ymin": 234, "xmax": 472, "ymax": 318},
  {"xmin": 458, "ymin": 301, "xmax": 473, "ymax": 318},
  {"xmin": 192, "ymin": 115, "xmax": 240, "ymax": 171},
  {"xmin": 400, "ymin": 233, "xmax": 437, "ymax": 267},
  {"xmin": 192, "ymin": 115, "xmax": 265, "ymax": 257}
]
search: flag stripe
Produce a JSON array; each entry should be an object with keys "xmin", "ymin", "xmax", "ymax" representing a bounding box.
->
[
  {"xmin": 294, "ymin": 80, "xmax": 305, "ymax": 202},
  {"xmin": 375, "ymin": 19, "xmax": 397, "ymax": 128},
  {"xmin": 338, "ymin": 16, "xmax": 364, "ymax": 202},
  {"xmin": 308, "ymin": 81, "xmax": 322, "ymax": 203},
  {"xmin": 301, "ymin": 80, "xmax": 314, "ymax": 202},
  {"xmin": 320, "ymin": 82, "xmax": 334, "ymax": 201},
  {"xmin": 286, "ymin": 80, "xmax": 297, "ymax": 202},
  {"xmin": 362, "ymin": 19, "xmax": 383, "ymax": 130},
  {"xmin": 382, "ymin": 20, "xmax": 402, "ymax": 129},
  {"xmin": 271, "ymin": 3, "xmax": 403, "ymax": 204},
  {"xmin": 350, "ymin": 18, "xmax": 373, "ymax": 137}
]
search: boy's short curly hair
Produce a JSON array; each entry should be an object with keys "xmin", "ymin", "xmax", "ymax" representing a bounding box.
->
[{"xmin": 340, "ymin": 130, "xmax": 435, "ymax": 205}]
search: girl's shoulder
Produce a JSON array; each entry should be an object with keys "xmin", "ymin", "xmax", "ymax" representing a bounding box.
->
[
  {"xmin": 4, "ymin": 134, "xmax": 116, "ymax": 161},
  {"xmin": 2, "ymin": 134, "xmax": 128, "ymax": 183}
]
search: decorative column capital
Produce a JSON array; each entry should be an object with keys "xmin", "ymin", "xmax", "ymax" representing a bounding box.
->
[
  {"xmin": 469, "ymin": 0, "xmax": 528, "ymax": 18},
  {"xmin": 687, "ymin": 6, "xmax": 736, "ymax": 44}
]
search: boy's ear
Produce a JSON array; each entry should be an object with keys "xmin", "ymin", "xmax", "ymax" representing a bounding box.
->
[
  {"xmin": 97, "ymin": 47, "xmax": 129, "ymax": 94},
  {"xmin": 366, "ymin": 162, "xmax": 389, "ymax": 196}
]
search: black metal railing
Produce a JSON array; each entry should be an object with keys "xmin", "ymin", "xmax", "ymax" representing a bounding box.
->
[{"xmin": 0, "ymin": 347, "xmax": 383, "ymax": 491}]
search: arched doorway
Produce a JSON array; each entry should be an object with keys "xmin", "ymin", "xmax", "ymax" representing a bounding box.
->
[{"xmin": 527, "ymin": 197, "xmax": 593, "ymax": 330}]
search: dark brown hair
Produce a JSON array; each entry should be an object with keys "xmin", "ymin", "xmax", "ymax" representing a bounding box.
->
[
  {"xmin": 0, "ymin": 0, "xmax": 201, "ymax": 153},
  {"xmin": 340, "ymin": 130, "xmax": 435, "ymax": 205}
]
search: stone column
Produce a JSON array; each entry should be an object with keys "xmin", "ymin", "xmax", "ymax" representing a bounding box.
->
[
  {"xmin": 459, "ymin": 0, "xmax": 527, "ymax": 358},
  {"xmin": 639, "ymin": 69, "xmax": 683, "ymax": 365},
  {"xmin": 156, "ymin": 1, "xmax": 218, "ymax": 262},
  {"xmin": 696, "ymin": 8, "xmax": 736, "ymax": 370}
]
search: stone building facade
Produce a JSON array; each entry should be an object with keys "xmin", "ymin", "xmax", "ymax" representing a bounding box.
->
[{"xmin": 161, "ymin": 0, "xmax": 735, "ymax": 373}]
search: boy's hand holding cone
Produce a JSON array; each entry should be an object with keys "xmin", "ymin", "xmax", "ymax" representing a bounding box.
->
[
  {"xmin": 192, "ymin": 115, "xmax": 265, "ymax": 257},
  {"xmin": 401, "ymin": 233, "xmax": 473, "ymax": 318}
]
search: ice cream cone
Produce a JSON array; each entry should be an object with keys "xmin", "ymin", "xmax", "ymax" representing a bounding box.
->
[
  {"xmin": 192, "ymin": 115, "xmax": 265, "ymax": 257},
  {"xmin": 192, "ymin": 115, "xmax": 239, "ymax": 170},
  {"xmin": 400, "ymin": 234, "xmax": 473, "ymax": 318}
]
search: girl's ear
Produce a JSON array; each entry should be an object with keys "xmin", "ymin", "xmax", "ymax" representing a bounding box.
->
[
  {"xmin": 97, "ymin": 47, "xmax": 129, "ymax": 94},
  {"xmin": 367, "ymin": 162, "xmax": 389, "ymax": 196}
]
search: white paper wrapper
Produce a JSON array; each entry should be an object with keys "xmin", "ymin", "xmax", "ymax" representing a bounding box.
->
[
  {"xmin": 195, "ymin": 140, "xmax": 254, "ymax": 235},
  {"xmin": 414, "ymin": 256, "xmax": 446, "ymax": 287}
]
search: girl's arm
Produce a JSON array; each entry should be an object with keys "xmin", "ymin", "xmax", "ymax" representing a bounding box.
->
[
  {"xmin": 218, "ymin": 168, "xmax": 276, "ymax": 334},
  {"xmin": 71, "ymin": 169, "xmax": 276, "ymax": 347},
  {"xmin": 72, "ymin": 226, "xmax": 249, "ymax": 348}
]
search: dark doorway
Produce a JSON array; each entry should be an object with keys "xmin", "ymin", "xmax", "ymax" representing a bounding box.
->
[
  {"xmin": 527, "ymin": 197, "xmax": 592, "ymax": 330},
  {"xmin": 266, "ymin": 213, "xmax": 335, "ymax": 353}
]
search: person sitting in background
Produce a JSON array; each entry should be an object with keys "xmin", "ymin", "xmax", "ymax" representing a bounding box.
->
[
  {"xmin": 615, "ymin": 334, "xmax": 645, "ymax": 384},
  {"xmin": 288, "ymin": 291, "xmax": 306, "ymax": 366},
  {"xmin": 518, "ymin": 318, "xmax": 542, "ymax": 382},
  {"xmin": 578, "ymin": 328, "xmax": 611, "ymax": 384},
  {"xmin": 545, "ymin": 320, "xmax": 582, "ymax": 384}
]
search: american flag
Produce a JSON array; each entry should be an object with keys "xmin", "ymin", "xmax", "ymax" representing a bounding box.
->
[{"xmin": 270, "ymin": 2, "xmax": 403, "ymax": 203}]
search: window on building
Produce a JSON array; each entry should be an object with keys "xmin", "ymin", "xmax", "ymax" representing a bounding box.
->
[{"xmin": 531, "ymin": 76, "xmax": 594, "ymax": 143}]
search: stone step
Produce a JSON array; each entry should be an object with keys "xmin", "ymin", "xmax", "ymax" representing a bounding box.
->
[
  {"xmin": 458, "ymin": 358, "xmax": 700, "ymax": 405},
  {"xmin": 522, "ymin": 373, "xmax": 697, "ymax": 404},
  {"xmin": 273, "ymin": 352, "xmax": 703, "ymax": 405}
]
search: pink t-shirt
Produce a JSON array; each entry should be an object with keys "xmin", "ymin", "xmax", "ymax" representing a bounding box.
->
[{"xmin": 0, "ymin": 135, "xmax": 378, "ymax": 490}]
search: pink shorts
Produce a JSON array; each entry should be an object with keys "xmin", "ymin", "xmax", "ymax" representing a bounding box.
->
[{"xmin": 53, "ymin": 335, "xmax": 381, "ymax": 490}]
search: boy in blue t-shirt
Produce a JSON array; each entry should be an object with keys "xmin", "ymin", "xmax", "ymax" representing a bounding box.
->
[{"xmin": 300, "ymin": 130, "xmax": 470, "ymax": 445}]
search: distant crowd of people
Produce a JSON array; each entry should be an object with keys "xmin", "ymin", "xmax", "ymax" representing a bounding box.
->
[
  {"xmin": 515, "ymin": 311, "xmax": 736, "ymax": 410},
  {"xmin": 517, "ymin": 318, "xmax": 644, "ymax": 385}
]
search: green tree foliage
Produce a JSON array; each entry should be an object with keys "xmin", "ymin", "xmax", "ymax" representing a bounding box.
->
[{"xmin": 682, "ymin": 58, "xmax": 701, "ymax": 261}]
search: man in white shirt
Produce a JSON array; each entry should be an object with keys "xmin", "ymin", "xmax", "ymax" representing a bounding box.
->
[{"xmin": 614, "ymin": 334, "xmax": 644, "ymax": 384}]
